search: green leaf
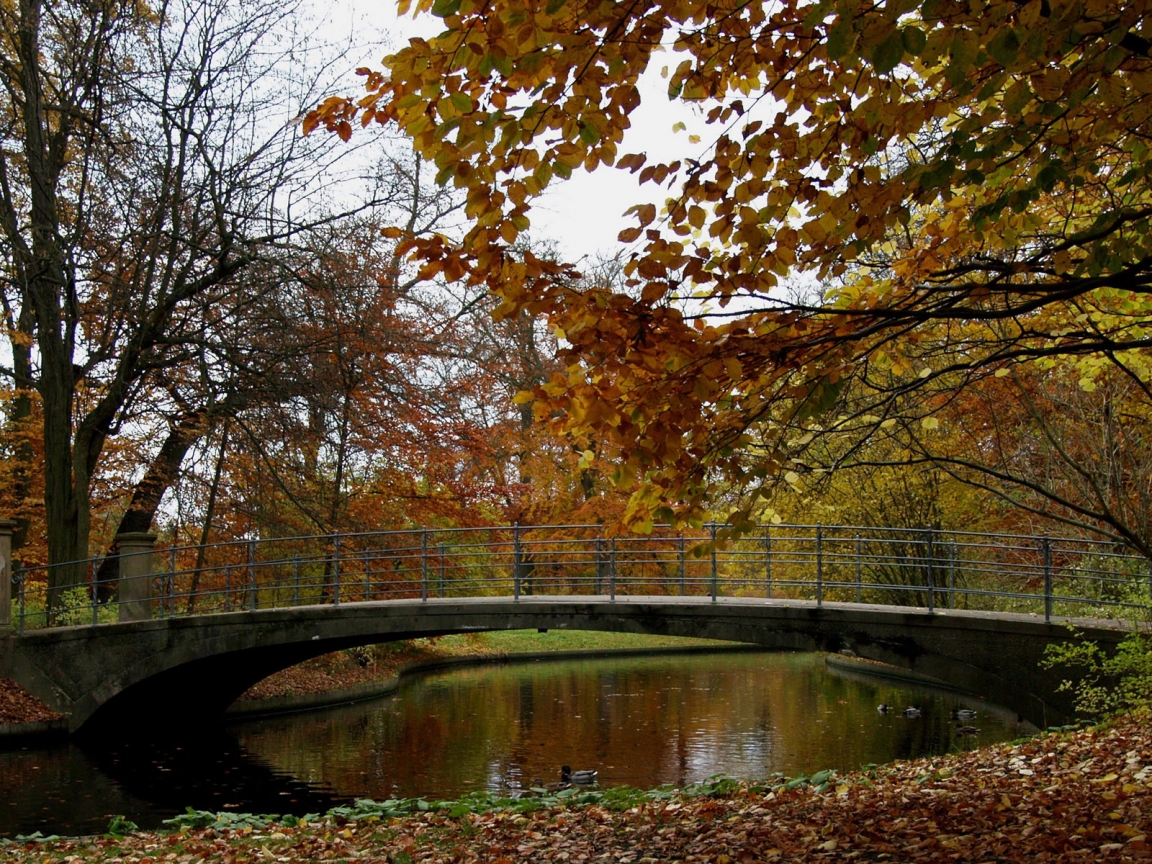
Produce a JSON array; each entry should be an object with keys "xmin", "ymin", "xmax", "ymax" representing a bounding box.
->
[
  {"xmin": 901, "ymin": 26, "xmax": 927, "ymax": 56},
  {"xmin": 545, "ymin": 0, "xmax": 566, "ymax": 12},
  {"xmin": 449, "ymin": 91, "xmax": 473, "ymax": 113},
  {"xmin": 431, "ymin": 0, "xmax": 461, "ymax": 16},
  {"xmin": 986, "ymin": 25, "xmax": 1021, "ymax": 67},
  {"xmin": 826, "ymin": 20, "xmax": 856, "ymax": 60},
  {"xmin": 870, "ymin": 29, "xmax": 905, "ymax": 74},
  {"xmin": 553, "ymin": 161, "xmax": 572, "ymax": 180},
  {"xmin": 579, "ymin": 122, "xmax": 601, "ymax": 144}
]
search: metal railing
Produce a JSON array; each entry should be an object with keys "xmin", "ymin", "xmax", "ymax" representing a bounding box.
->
[{"xmin": 7, "ymin": 523, "xmax": 1152, "ymax": 632}]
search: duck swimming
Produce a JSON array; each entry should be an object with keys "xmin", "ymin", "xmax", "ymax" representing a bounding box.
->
[
  {"xmin": 561, "ymin": 766, "xmax": 598, "ymax": 784},
  {"xmin": 902, "ymin": 706, "xmax": 922, "ymax": 718},
  {"xmin": 876, "ymin": 703, "xmax": 891, "ymax": 714},
  {"xmin": 952, "ymin": 708, "xmax": 978, "ymax": 720}
]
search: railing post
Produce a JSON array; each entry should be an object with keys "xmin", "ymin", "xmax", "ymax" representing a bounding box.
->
[
  {"xmin": 609, "ymin": 537, "xmax": 617, "ymax": 601},
  {"xmin": 332, "ymin": 532, "xmax": 341, "ymax": 606},
  {"xmin": 168, "ymin": 548, "xmax": 176, "ymax": 617},
  {"xmin": 512, "ymin": 523, "xmax": 521, "ymax": 601},
  {"xmin": 17, "ymin": 566, "xmax": 25, "ymax": 634},
  {"xmin": 224, "ymin": 565, "xmax": 231, "ymax": 613},
  {"xmin": 364, "ymin": 550, "xmax": 372, "ymax": 602},
  {"xmin": 855, "ymin": 534, "xmax": 862, "ymax": 603},
  {"xmin": 116, "ymin": 532, "xmax": 158, "ymax": 623},
  {"xmin": 293, "ymin": 555, "xmax": 301, "ymax": 606},
  {"xmin": 422, "ymin": 527, "xmax": 429, "ymax": 602},
  {"xmin": 1043, "ymin": 533, "xmax": 1053, "ymax": 623},
  {"xmin": 594, "ymin": 535, "xmax": 603, "ymax": 595},
  {"xmin": 248, "ymin": 540, "xmax": 257, "ymax": 611},
  {"xmin": 679, "ymin": 533, "xmax": 686, "ymax": 597},
  {"xmin": 816, "ymin": 522, "xmax": 823, "ymax": 607},
  {"xmin": 764, "ymin": 527, "xmax": 772, "ymax": 600},
  {"xmin": 925, "ymin": 529, "xmax": 935, "ymax": 614},
  {"xmin": 710, "ymin": 522, "xmax": 718, "ymax": 603},
  {"xmin": 439, "ymin": 543, "xmax": 446, "ymax": 598},
  {"xmin": 949, "ymin": 543, "xmax": 956, "ymax": 609},
  {"xmin": 91, "ymin": 557, "xmax": 99, "ymax": 626},
  {"xmin": 0, "ymin": 519, "xmax": 16, "ymax": 632}
]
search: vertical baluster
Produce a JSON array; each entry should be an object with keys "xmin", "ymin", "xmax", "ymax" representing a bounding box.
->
[
  {"xmin": 679, "ymin": 533, "xmax": 686, "ymax": 597},
  {"xmin": 439, "ymin": 543, "xmax": 446, "ymax": 598},
  {"xmin": 422, "ymin": 527, "xmax": 429, "ymax": 602},
  {"xmin": 332, "ymin": 532, "xmax": 341, "ymax": 606},
  {"xmin": 249, "ymin": 540, "xmax": 257, "ymax": 611},
  {"xmin": 17, "ymin": 566, "xmax": 24, "ymax": 634},
  {"xmin": 293, "ymin": 555, "xmax": 301, "ymax": 606},
  {"xmin": 92, "ymin": 557, "xmax": 99, "ymax": 625},
  {"xmin": 949, "ymin": 543, "xmax": 956, "ymax": 609},
  {"xmin": 364, "ymin": 550, "xmax": 371, "ymax": 602},
  {"xmin": 925, "ymin": 529, "xmax": 935, "ymax": 614},
  {"xmin": 855, "ymin": 534, "xmax": 862, "ymax": 604},
  {"xmin": 594, "ymin": 535, "xmax": 602, "ymax": 596},
  {"xmin": 710, "ymin": 523, "xmax": 718, "ymax": 603},
  {"xmin": 169, "ymin": 546, "xmax": 177, "ymax": 616},
  {"xmin": 816, "ymin": 523, "xmax": 823, "ymax": 607},
  {"xmin": 224, "ymin": 564, "xmax": 231, "ymax": 613},
  {"xmin": 764, "ymin": 527, "xmax": 772, "ymax": 600},
  {"xmin": 512, "ymin": 523, "xmax": 520, "ymax": 601},
  {"xmin": 1043, "ymin": 533, "xmax": 1053, "ymax": 623},
  {"xmin": 610, "ymin": 536, "xmax": 617, "ymax": 601}
]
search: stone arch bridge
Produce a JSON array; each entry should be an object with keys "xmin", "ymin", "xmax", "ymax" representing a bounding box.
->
[{"xmin": 0, "ymin": 596, "xmax": 1132, "ymax": 734}]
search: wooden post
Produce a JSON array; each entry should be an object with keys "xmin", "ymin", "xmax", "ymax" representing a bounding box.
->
[{"xmin": 117, "ymin": 532, "xmax": 158, "ymax": 623}]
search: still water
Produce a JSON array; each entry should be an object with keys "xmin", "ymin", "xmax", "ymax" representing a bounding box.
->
[{"xmin": 1, "ymin": 650, "xmax": 1022, "ymax": 837}]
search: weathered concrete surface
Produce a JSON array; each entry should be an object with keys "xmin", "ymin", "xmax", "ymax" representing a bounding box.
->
[{"xmin": 0, "ymin": 596, "xmax": 1135, "ymax": 734}]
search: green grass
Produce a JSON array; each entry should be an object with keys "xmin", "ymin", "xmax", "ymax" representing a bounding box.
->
[{"xmin": 432, "ymin": 629, "xmax": 744, "ymax": 655}]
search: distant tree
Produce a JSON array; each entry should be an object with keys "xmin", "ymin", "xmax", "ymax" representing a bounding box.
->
[{"xmin": 0, "ymin": 0, "xmax": 385, "ymax": 613}]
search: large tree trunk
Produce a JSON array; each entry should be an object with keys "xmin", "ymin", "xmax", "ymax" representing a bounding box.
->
[
  {"xmin": 18, "ymin": 0, "xmax": 91, "ymax": 615},
  {"xmin": 94, "ymin": 411, "xmax": 209, "ymax": 592}
]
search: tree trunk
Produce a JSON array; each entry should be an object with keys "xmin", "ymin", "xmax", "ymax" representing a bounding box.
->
[{"xmin": 94, "ymin": 411, "xmax": 208, "ymax": 592}]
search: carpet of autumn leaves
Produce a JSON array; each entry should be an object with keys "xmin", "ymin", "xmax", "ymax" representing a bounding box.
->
[
  {"xmin": 235, "ymin": 644, "xmax": 477, "ymax": 702},
  {"xmin": 3, "ymin": 711, "xmax": 1150, "ymax": 862},
  {"xmin": 0, "ymin": 679, "xmax": 62, "ymax": 724}
]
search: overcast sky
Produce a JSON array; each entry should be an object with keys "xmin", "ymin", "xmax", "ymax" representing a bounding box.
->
[{"xmin": 335, "ymin": 1, "xmax": 711, "ymax": 263}]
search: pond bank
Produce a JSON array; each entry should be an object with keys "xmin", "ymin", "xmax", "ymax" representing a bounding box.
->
[{"xmin": 2, "ymin": 710, "xmax": 1147, "ymax": 861}]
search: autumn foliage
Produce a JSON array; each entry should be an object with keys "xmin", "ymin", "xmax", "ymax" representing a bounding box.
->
[{"xmin": 306, "ymin": 0, "xmax": 1152, "ymax": 545}]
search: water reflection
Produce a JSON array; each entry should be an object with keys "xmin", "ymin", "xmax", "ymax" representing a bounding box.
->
[
  {"xmin": 1, "ymin": 651, "xmax": 1021, "ymax": 837},
  {"xmin": 233, "ymin": 651, "xmax": 1018, "ymax": 798}
]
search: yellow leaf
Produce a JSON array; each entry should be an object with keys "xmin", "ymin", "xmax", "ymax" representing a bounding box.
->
[{"xmin": 921, "ymin": 417, "xmax": 939, "ymax": 430}]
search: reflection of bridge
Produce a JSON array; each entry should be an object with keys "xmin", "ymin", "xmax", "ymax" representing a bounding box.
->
[{"xmin": 0, "ymin": 523, "xmax": 1147, "ymax": 733}]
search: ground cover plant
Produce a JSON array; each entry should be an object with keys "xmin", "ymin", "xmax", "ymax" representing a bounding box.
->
[{"xmin": 3, "ymin": 711, "xmax": 1149, "ymax": 861}]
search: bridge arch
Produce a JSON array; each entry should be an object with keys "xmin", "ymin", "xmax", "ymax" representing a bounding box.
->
[{"xmin": 1, "ymin": 596, "xmax": 1130, "ymax": 734}]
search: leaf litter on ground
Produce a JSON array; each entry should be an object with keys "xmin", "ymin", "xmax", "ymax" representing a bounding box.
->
[{"xmin": 2, "ymin": 709, "xmax": 1150, "ymax": 862}]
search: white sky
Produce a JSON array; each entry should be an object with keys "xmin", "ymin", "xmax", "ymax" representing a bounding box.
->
[{"xmin": 332, "ymin": 0, "xmax": 713, "ymax": 263}]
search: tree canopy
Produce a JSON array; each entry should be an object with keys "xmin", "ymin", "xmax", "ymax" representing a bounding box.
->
[{"xmin": 307, "ymin": 0, "xmax": 1152, "ymax": 541}]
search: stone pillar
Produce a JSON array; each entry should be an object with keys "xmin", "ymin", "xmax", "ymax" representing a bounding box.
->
[
  {"xmin": 0, "ymin": 520, "xmax": 16, "ymax": 631},
  {"xmin": 117, "ymin": 532, "xmax": 157, "ymax": 623}
]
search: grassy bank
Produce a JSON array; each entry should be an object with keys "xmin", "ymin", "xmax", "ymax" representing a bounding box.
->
[{"xmin": 3, "ymin": 711, "xmax": 1149, "ymax": 861}]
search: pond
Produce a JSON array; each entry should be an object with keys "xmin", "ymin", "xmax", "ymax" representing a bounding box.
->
[{"xmin": 0, "ymin": 649, "xmax": 1023, "ymax": 837}]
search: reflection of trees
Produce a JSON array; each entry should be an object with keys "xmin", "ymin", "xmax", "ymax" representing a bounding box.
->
[{"xmin": 235, "ymin": 653, "xmax": 1012, "ymax": 798}]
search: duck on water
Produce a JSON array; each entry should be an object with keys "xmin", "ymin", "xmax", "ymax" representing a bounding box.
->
[{"xmin": 561, "ymin": 766, "xmax": 598, "ymax": 784}]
